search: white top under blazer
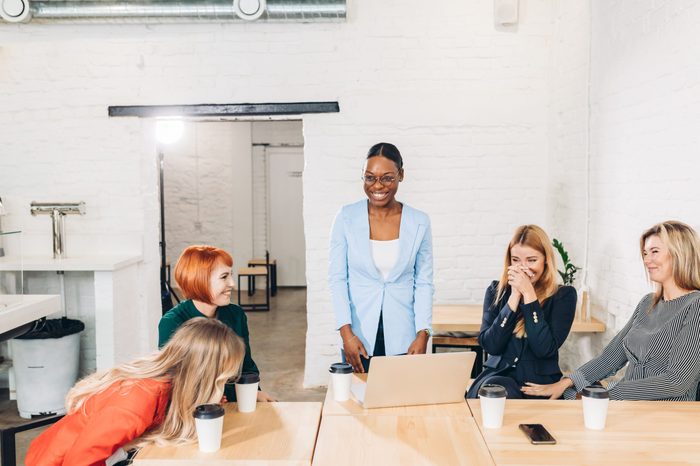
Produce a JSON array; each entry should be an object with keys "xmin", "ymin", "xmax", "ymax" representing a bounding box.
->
[{"xmin": 370, "ymin": 239, "xmax": 400, "ymax": 280}]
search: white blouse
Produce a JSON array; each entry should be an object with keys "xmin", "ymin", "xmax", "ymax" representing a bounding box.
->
[{"xmin": 370, "ymin": 239, "xmax": 400, "ymax": 280}]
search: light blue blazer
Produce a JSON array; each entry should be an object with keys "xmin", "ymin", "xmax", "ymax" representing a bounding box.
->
[{"xmin": 329, "ymin": 200, "xmax": 434, "ymax": 356}]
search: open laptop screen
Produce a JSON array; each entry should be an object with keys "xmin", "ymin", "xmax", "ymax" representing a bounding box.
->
[{"xmin": 356, "ymin": 352, "xmax": 475, "ymax": 409}]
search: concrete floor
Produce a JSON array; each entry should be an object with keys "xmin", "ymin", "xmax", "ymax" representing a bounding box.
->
[
  {"xmin": 0, "ymin": 286, "xmax": 324, "ymax": 464},
  {"xmin": 244, "ymin": 287, "xmax": 326, "ymax": 401}
]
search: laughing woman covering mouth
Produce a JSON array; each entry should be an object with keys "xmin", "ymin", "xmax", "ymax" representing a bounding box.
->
[
  {"xmin": 329, "ymin": 143, "xmax": 434, "ymax": 373},
  {"xmin": 159, "ymin": 245, "xmax": 275, "ymax": 402}
]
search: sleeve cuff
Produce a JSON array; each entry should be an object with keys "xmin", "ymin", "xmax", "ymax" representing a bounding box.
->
[
  {"xmin": 567, "ymin": 370, "xmax": 591, "ymax": 392},
  {"xmin": 495, "ymin": 303, "xmax": 519, "ymax": 330},
  {"xmin": 335, "ymin": 319, "xmax": 351, "ymax": 331},
  {"xmin": 520, "ymin": 300, "xmax": 542, "ymax": 325}
]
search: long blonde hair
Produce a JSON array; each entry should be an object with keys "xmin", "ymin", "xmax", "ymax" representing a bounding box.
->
[
  {"xmin": 640, "ymin": 220, "xmax": 700, "ymax": 309},
  {"xmin": 496, "ymin": 225, "xmax": 559, "ymax": 338},
  {"xmin": 65, "ymin": 318, "xmax": 245, "ymax": 445}
]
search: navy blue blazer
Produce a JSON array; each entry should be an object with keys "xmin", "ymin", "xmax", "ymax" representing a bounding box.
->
[{"xmin": 467, "ymin": 281, "xmax": 577, "ymax": 398}]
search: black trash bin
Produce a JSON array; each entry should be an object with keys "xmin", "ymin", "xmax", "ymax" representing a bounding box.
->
[{"xmin": 10, "ymin": 318, "xmax": 84, "ymax": 418}]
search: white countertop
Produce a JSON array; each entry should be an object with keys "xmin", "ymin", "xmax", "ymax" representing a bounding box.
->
[
  {"xmin": 0, "ymin": 294, "xmax": 61, "ymax": 334},
  {"xmin": 0, "ymin": 255, "xmax": 143, "ymax": 271}
]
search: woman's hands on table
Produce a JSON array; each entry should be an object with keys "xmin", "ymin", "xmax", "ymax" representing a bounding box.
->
[{"xmin": 340, "ymin": 324, "xmax": 368, "ymax": 373}]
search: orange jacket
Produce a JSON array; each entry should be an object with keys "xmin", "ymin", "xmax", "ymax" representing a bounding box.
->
[{"xmin": 25, "ymin": 378, "xmax": 171, "ymax": 466}]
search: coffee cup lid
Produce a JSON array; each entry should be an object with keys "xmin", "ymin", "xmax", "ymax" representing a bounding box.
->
[
  {"xmin": 193, "ymin": 403, "xmax": 225, "ymax": 420},
  {"xmin": 582, "ymin": 386, "xmax": 609, "ymax": 399},
  {"xmin": 329, "ymin": 362, "xmax": 353, "ymax": 374},
  {"xmin": 478, "ymin": 383, "xmax": 507, "ymax": 398},
  {"xmin": 237, "ymin": 372, "xmax": 260, "ymax": 384}
]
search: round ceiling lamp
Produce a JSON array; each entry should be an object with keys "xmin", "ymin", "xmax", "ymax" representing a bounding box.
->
[
  {"xmin": 233, "ymin": 0, "xmax": 266, "ymax": 21},
  {"xmin": 0, "ymin": 0, "xmax": 30, "ymax": 23}
]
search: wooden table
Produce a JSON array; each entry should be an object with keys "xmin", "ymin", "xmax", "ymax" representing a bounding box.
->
[
  {"xmin": 322, "ymin": 374, "xmax": 471, "ymax": 418},
  {"xmin": 312, "ymin": 414, "xmax": 494, "ymax": 466},
  {"xmin": 133, "ymin": 402, "xmax": 322, "ymax": 465},
  {"xmin": 467, "ymin": 399, "xmax": 700, "ymax": 465},
  {"xmin": 433, "ymin": 304, "xmax": 606, "ymax": 334}
]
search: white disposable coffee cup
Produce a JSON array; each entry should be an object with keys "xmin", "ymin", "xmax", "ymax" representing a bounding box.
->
[
  {"xmin": 478, "ymin": 384, "xmax": 507, "ymax": 429},
  {"xmin": 329, "ymin": 362, "xmax": 353, "ymax": 402},
  {"xmin": 235, "ymin": 372, "xmax": 260, "ymax": 413},
  {"xmin": 581, "ymin": 386, "xmax": 610, "ymax": 430},
  {"xmin": 193, "ymin": 404, "xmax": 225, "ymax": 452}
]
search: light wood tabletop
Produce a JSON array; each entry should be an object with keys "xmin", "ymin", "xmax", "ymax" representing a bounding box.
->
[
  {"xmin": 236, "ymin": 267, "xmax": 268, "ymax": 276},
  {"xmin": 322, "ymin": 374, "xmax": 471, "ymax": 417},
  {"xmin": 312, "ymin": 413, "xmax": 494, "ymax": 466},
  {"xmin": 467, "ymin": 399, "xmax": 700, "ymax": 465},
  {"xmin": 433, "ymin": 304, "xmax": 606, "ymax": 334},
  {"xmin": 133, "ymin": 402, "xmax": 322, "ymax": 465}
]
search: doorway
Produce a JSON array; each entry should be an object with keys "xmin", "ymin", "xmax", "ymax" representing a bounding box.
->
[
  {"xmin": 267, "ymin": 146, "xmax": 306, "ymax": 286},
  {"xmin": 161, "ymin": 120, "xmax": 306, "ymax": 294}
]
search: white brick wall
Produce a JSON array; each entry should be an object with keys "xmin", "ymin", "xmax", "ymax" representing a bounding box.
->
[
  {"xmin": 2, "ymin": 0, "xmax": 696, "ymax": 389},
  {"xmin": 581, "ymin": 0, "xmax": 700, "ymax": 353},
  {"xmin": 0, "ymin": 1, "xmax": 559, "ymax": 388},
  {"xmin": 548, "ymin": 0, "xmax": 700, "ymax": 372},
  {"xmin": 163, "ymin": 122, "xmax": 246, "ymax": 276},
  {"xmin": 547, "ymin": 0, "xmax": 594, "ymax": 369}
]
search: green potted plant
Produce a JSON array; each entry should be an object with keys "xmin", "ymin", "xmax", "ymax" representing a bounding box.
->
[
  {"xmin": 552, "ymin": 238, "xmax": 588, "ymax": 320},
  {"xmin": 551, "ymin": 238, "xmax": 580, "ymax": 286}
]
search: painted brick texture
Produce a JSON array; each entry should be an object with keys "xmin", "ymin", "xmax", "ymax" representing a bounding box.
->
[{"xmin": 1, "ymin": 0, "xmax": 696, "ymax": 390}]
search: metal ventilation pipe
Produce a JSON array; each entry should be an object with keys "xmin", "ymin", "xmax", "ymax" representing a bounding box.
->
[{"xmin": 23, "ymin": 0, "xmax": 346, "ymax": 22}]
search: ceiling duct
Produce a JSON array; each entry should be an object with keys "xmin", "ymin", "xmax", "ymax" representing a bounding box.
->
[{"xmin": 3, "ymin": 0, "xmax": 346, "ymax": 23}]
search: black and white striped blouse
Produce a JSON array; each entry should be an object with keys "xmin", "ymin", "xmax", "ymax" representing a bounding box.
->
[{"xmin": 567, "ymin": 290, "xmax": 700, "ymax": 401}]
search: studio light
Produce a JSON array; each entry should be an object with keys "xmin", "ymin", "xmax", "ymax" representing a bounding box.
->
[{"xmin": 155, "ymin": 118, "xmax": 184, "ymax": 145}]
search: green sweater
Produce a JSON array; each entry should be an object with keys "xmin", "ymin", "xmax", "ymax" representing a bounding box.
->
[{"xmin": 158, "ymin": 300, "xmax": 260, "ymax": 401}]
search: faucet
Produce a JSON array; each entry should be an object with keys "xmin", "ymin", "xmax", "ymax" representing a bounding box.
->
[{"xmin": 30, "ymin": 201, "xmax": 86, "ymax": 259}]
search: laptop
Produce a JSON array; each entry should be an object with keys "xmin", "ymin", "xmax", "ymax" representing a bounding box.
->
[{"xmin": 350, "ymin": 351, "xmax": 476, "ymax": 409}]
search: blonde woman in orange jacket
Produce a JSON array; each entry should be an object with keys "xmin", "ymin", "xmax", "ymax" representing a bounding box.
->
[{"xmin": 26, "ymin": 318, "xmax": 245, "ymax": 466}]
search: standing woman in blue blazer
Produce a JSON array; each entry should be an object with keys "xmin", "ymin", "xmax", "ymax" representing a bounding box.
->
[
  {"xmin": 467, "ymin": 225, "xmax": 577, "ymax": 399},
  {"xmin": 329, "ymin": 142, "xmax": 434, "ymax": 373}
]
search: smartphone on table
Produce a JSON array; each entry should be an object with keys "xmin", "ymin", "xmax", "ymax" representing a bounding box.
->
[{"xmin": 518, "ymin": 424, "xmax": 557, "ymax": 445}]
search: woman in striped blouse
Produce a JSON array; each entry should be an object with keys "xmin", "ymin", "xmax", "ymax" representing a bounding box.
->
[{"xmin": 522, "ymin": 220, "xmax": 700, "ymax": 401}]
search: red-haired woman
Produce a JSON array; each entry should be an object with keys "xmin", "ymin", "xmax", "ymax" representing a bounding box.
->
[{"xmin": 159, "ymin": 245, "xmax": 275, "ymax": 402}]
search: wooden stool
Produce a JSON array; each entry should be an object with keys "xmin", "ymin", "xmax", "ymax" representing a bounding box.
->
[
  {"xmin": 237, "ymin": 267, "xmax": 270, "ymax": 311},
  {"xmin": 431, "ymin": 335, "xmax": 484, "ymax": 378},
  {"xmin": 248, "ymin": 251, "xmax": 277, "ymax": 297}
]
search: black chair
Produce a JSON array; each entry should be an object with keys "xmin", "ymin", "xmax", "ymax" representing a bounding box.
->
[
  {"xmin": 1, "ymin": 414, "xmax": 64, "ymax": 466},
  {"xmin": 431, "ymin": 333, "xmax": 484, "ymax": 378}
]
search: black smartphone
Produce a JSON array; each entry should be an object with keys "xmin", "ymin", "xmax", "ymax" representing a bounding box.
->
[{"xmin": 518, "ymin": 424, "xmax": 557, "ymax": 445}]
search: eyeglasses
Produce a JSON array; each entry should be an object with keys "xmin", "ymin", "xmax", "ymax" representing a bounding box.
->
[{"xmin": 362, "ymin": 174, "xmax": 398, "ymax": 186}]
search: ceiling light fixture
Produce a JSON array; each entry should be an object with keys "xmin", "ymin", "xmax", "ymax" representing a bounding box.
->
[
  {"xmin": 0, "ymin": 0, "xmax": 31, "ymax": 23},
  {"xmin": 233, "ymin": 0, "xmax": 266, "ymax": 21}
]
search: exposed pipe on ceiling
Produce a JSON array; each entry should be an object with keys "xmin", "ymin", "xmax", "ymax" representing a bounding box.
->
[{"xmin": 11, "ymin": 0, "xmax": 346, "ymax": 23}]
